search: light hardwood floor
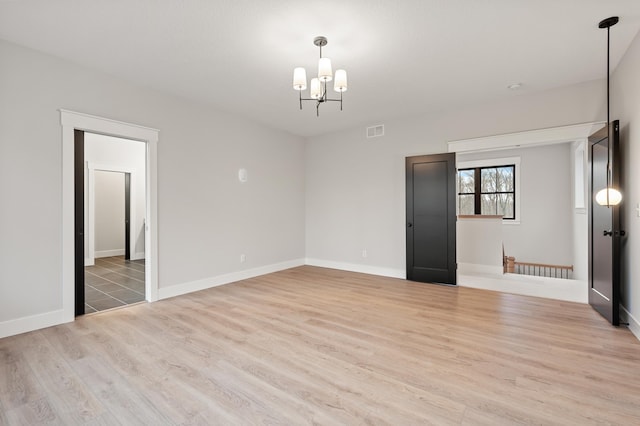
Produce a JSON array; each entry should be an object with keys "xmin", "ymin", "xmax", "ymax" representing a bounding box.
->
[{"xmin": 1, "ymin": 266, "xmax": 639, "ymax": 425}]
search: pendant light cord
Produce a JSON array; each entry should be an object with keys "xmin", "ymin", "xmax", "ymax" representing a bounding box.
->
[
  {"xmin": 607, "ymin": 25, "xmax": 610, "ymax": 126},
  {"xmin": 606, "ymin": 24, "xmax": 611, "ymax": 206},
  {"xmin": 598, "ymin": 16, "xmax": 619, "ymax": 207}
]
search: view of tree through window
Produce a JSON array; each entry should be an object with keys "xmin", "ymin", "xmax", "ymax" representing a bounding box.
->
[
  {"xmin": 458, "ymin": 169, "xmax": 475, "ymax": 215},
  {"xmin": 457, "ymin": 165, "xmax": 515, "ymax": 219}
]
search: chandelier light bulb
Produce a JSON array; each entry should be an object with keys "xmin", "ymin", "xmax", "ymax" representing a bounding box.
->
[
  {"xmin": 310, "ymin": 78, "xmax": 324, "ymax": 99},
  {"xmin": 318, "ymin": 58, "xmax": 333, "ymax": 82},
  {"xmin": 293, "ymin": 67, "xmax": 307, "ymax": 91},
  {"xmin": 334, "ymin": 69, "xmax": 348, "ymax": 92}
]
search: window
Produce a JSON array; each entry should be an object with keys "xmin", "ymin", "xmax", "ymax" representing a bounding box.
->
[{"xmin": 458, "ymin": 164, "xmax": 516, "ymax": 220}]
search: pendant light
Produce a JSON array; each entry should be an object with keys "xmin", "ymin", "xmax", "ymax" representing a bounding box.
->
[
  {"xmin": 292, "ymin": 36, "xmax": 348, "ymax": 117},
  {"xmin": 595, "ymin": 16, "xmax": 622, "ymax": 207}
]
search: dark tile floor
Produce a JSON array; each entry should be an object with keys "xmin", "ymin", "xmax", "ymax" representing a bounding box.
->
[{"xmin": 84, "ymin": 256, "xmax": 145, "ymax": 313}]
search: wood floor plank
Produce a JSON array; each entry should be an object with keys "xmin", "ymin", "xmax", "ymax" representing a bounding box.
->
[
  {"xmin": 72, "ymin": 355, "xmax": 172, "ymax": 425},
  {"xmin": 0, "ymin": 340, "xmax": 45, "ymax": 411},
  {"xmin": 1, "ymin": 265, "xmax": 640, "ymax": 424},
  {"xmin": 17, "ymin": 331, "xmax": 105, "ymax": 424},
  {"xmin": 4, "ymin": 397, "xmax": 58, "ymax": 425}
]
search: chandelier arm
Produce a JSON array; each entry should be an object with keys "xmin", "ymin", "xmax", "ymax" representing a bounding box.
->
[{"xmin": 299, "ymin": 91, "xmax": 302, "ymax": 110}]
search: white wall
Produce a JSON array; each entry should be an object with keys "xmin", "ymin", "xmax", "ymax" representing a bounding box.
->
[
  {"xmin": 94, "ymin": 170, "xmax": 125, "ymax": 255},
  {"xmin": 457, "ymin": 144, "xmax": 573, "ymax": 266},
  {"xmin": 85, "ymin": 133, "xmax": 147, "ymax": 260},
  {"xmin": 613, "ymin": 29, "xmax": 640, "ymax": 338},
  {"xmin": 306, "ymin": 80, "xmax": 606, "ymax": 277},
  {"xmin": 0, "ymin": 39, "xmax": 305, "ymax": 330},
  {"xmin": 457, "ymin": 216, "xmax": 503, "ymax": 274}
]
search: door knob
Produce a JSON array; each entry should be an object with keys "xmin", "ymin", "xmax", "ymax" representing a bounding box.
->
[
  {"xmin": 407, "ymin": 223, "xmax": 413, "ymax": 228},
  {"xmin": 603, "ymin": 230, "xmax": 613, "ymax": 236}
]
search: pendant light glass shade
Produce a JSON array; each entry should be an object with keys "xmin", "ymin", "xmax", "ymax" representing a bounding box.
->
[
  {"xmin": 310, "ymin": 78, "xmax": 324, "ymax": 99},
  {"xmin": 318, "ymin": 58, "xmax": 333, "ymax": 82},
  {"xmin": 334, "ymin": 69, "xmax": 348, "ymax": 92},
  {"xmin": 596, "ymin": 187, "xmax": 622, "ymax": 206},
  {"xmin": 293, "ymin": 67, "xmax": 307, "ymax": 91}
]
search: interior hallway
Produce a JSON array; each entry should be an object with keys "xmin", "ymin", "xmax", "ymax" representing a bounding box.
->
[{"xmin": 84, "ymin": 256, "xmax": 145, "ymax": 313}]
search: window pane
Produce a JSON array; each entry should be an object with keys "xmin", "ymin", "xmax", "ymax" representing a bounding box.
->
[
  {"xmin": 497, "ymin": 193, "xmax": 514, "ymax": 219},
  {"xmin": 459, "ymin": 194, "xmax": 475, "ymax": 215},
  {"xmin": 481, "ymin": 194, "xmax": 497, "ymax": 215},
  {"xmin": 481, "ymin": 168, "xmax": 497, "ymax": 192},
  {"xmin": 496, "ymin": 166, "xmax": 514, "ymax": 192},
  {"xmin": 458, "ymin": 169, "xmax": 475, "ymax": 193}
]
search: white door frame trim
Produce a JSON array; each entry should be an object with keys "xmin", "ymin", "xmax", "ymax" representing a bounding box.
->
[
  {"xmin": 86, "ymin": 163, "xmax": 139, "ymax": 266},
  {"xmin": 60, "ymin": 110, "xmax": 159, "ymax": 322}
]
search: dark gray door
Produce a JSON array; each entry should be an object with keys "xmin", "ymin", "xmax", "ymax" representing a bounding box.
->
[
  {"xmin": 74, "ymin": 129, "xmax": 85, "ymax": 316},
  {"xmin": 589, "ymin": 121, "xmax": 622, "ymax": 325},
  {"xmin": 406, "ymin": 153, "xmax": 456, "ymax": 284},
  {"xmin": 124, "ymin": 172, "xmax": 131, "ymax": 260}
]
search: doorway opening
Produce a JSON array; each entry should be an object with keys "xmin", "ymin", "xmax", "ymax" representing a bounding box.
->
[
  {"xmin": 82, "ymin": 133, "xmax": 147, "ymax": 313},
  {"xmin": 76, "ymin": 132, "xmax": 146, "ymax": 315},
  {"xmin": 447, "ymin": 122, "xmax": 605, "ymax": 303},
  {"xmin": 61, "ymin": 110, "xmax": 159, "ymax": 322}
]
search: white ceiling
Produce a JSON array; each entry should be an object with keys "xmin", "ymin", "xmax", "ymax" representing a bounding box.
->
[{"xmin": 1, "ymin": 0, "xmax": 639, "ymax": 138}]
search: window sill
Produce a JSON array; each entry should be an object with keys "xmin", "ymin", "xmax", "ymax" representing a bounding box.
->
[{"xmin": 457, "ymin": 215, "xmax": 520, "ymax": 225}]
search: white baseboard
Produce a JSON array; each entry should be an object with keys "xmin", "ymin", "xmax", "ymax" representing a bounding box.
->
[
  {"xmin": 158, "ymin": 258, "xmax": 306, "ymax": 300},
  {"xmin": 95, "ymin": 249, "xmax": 125, "ymax": 258},
  {"xmin": 620, "ymin": 305, "xmax": 640, "ymax": 342},
  {"xmin": 458, "ymin": 272, "xmax": 588, "ymax": 304},
  {"xmin": 0, "ymin": 309, "xmax": 71, "ymax": 339},
  {"xmin": 84, "ymin": 257, "xmax": 95, "ymax": 266},
  {"xmin": 304, "ymin": 258, "xmax": 405, "ymax": 279}
]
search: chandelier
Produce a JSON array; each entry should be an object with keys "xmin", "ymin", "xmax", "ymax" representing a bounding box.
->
[{"xmin": 292, "ymin": 36, "xmax": 348, "ymax": 116}]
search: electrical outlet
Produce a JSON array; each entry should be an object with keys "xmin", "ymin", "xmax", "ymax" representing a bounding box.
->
[
  {"xmin": 240, "ymin": 254, "xmax": 246, "ymax": 263},
  {"xmin": 362, "ymin": 249, "xmax": 367, "ymax": 258}
]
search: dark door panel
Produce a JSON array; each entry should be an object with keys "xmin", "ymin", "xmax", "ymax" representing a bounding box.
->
[
  {"xmin": 125, "ymin": 172, "xmax": 131, "ymax": 260},
  {"xmin": 589, "ymin": 121, "xmax": 621, "ymax": 325},
  {"xmin": 74, "ymin": 130, "xmax": 85, "ymax": 316},
  {"xmin": 406, "ymin": 153, "xmax": 456, "ymax": 284}
]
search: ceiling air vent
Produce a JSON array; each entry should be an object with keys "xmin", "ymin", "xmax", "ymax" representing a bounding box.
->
[{"xmin": 366, "ymin": 124, "xmax": 384, "ymax": 138}]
